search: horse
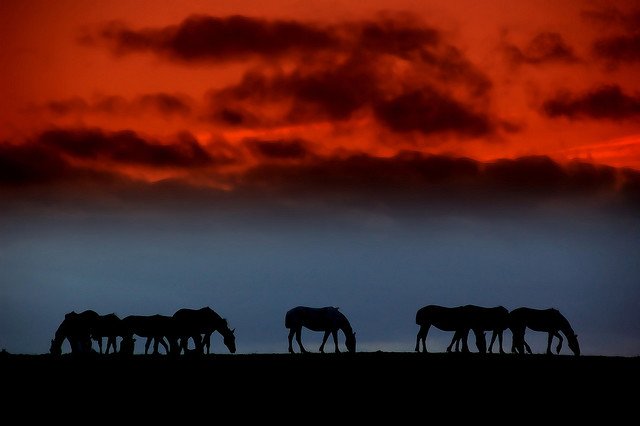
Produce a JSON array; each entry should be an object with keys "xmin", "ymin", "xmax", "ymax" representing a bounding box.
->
[
  {"xmin": 172, "ymin": 307, "xmax": 236, "ymax": 355},
  {"xmin": 285, "ymin": 306, "xmax": 356, "ymax": 354},
  {"xmin": 122, "ymin": 314, "xmax": 179, "ymax": 355},
  {"xmin": 509, "ymin": 307, "xmax": 580, "ymax": 356},
  {"xmin": 447, "ymin": 306, "xmax": 510, "ymax": 354},
  {"xmin": 50, "ymin": 310, "xmax": 99, "ymax": 356},
  {"xmin": 415, "ymin": 305, "xmax": 489, "ymax": 353},
  {"xmin": 91, "ymin": 313, "xmax": 128, "ymax": 354}
]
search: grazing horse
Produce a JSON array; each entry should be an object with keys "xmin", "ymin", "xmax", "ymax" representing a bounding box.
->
[
  {"xmin": 285, "ymin": 306, "xmax": 356, "ymax": 354},
  {"xmin": 91, "ymin": 313, "xmax": 127, "ymax": 354},
  {"xmin": 122, "ymin": 314, "xmax": 178, "ymax": 355},
  {"xmin": 510, "ymin": 307, "xmax": 580, "ymax": 356},
  {"xmin": 50, "ymin": 310, "xmax": 99, "ymax": 356},
  {"xmin": 448, "ymin": 306, "xmax": 510, "ymax": 354},
  {"xmin": 415, "ymin": 305, "xmax": 488, "ymax": 353},
  {"xmin": 172, "ymin": 307, "xmax": 236, "ymax": 355}
]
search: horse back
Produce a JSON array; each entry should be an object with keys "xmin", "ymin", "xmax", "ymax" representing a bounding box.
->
[{"xmin": 285, "ymin": 306, "xmax": 341, "ymax": 331}]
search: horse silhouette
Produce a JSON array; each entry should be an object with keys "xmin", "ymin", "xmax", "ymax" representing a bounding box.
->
[
  {"xmin": 50, "ymin": 310, "xmax": 99, "ymax": 356},
  {"xmin": 92, "ymin": 313, "xmax": 128, "ymax": 354},
  {"xmin": 122, "ymin": 314, "xmax": 178, "ymax": 355},
  {"xmin": 509, "ymin": 307, "xmax": 580, "ymax": 356},
  {"xmin": 172, "ymin": 307, "xmax": 236, "ymax": 354},
  {"xmin": 447, "ymin": 306, "xmax": 510, "ymax": 354},
  {"xmin": 285, "ymin": 306, "xmax": 356, "ymax": 354},
  {"xmin": 415, "ymin": 305, "xmax": 490, "ymax": 353}
]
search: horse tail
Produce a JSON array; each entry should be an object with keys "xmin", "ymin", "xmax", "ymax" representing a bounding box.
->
[{"xmin": 284, "ymin": 311, "xmax": 293, "ymax": 328}]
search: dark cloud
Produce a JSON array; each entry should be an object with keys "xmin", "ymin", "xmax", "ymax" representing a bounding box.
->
[
  {"xmin": 39, "ymin": 129, "xmax": 213, "ymax": 167},
  {"xmin": 543, "ymin": 85, "xmax": 640, "ymax": 120},
  {"xmin": 0, "ymin": 129, "xmax": 223, "ymax": 187},
  {"xmin": 85, "ymin": 13, "xmax": 489, "ymax": 98},
  {"xmin": 0, "ymin": 141, "xmax": 77, "ymax": 185},
  {"xmin": 373, "ymin": 88, "xmax": 493, "ymax": 136},
  {"xmin": 583, "ymin": 7, "xmax": 640, "ymax": 65},
  {"xmin": 240, "ymin": 151, "xmax": 629, "ymax": 202},
  {"xmin": 504, "ymin": 32, "xmax": 579, "ymax": 65},
  {"xmin": 210, "ymin": 60, "xmax": 380, "ymax": 125},
  {"xmin": 206, "ymin": 47, "xmax": 493, "ymax": 137},
  {"xmin": 84, "ymin": 15, "xmax": 340, "ymax": 61},
  {"xmin": 244, "ymin": 138, "xmax": 309, "ymax": 160},
  {"xmin": 84, "ymin": 14, "xmax": 498, "ymax": 138},
  {"xmin": 592, "ymin": 34, "xmax": 640, "ymax": 65},
  {"xmin": 209, "ymin": 68, "xmax": 494, "ymax": 137},
  {"xmin": 2, "ymin": 130, "xmax": 638, "ymax": 214},
  {"xmin": 44, "ymin": 94, "xmax": 192, "ymax": 117},
  {"xmin": 581, "ymin": 7, "xmax": 640, "ymax": 32}
]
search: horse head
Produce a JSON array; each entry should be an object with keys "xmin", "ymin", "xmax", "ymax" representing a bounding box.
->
[
  {"xmin": 222, "ymin": 321, "xmax": 236, "ymax": 354},
  {"xmin": 567, "ymin": 333, "xmax": 580, "ymax": 356},
  {"xmin": 345, "ymin": 330, "xmax": 356, "ymax": 353}
]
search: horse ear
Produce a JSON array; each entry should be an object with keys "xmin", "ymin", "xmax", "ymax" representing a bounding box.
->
[
  {"xmin": 231, "ymin": 328, "xmax": 236, "ymax": 334},
  {"xmin": 353, "ymin": 332, "xmax": 356, "ymax": 336}
]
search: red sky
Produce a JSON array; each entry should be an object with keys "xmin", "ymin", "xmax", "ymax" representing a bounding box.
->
[{"xmin": 1, "ymin": 0, "xmax": 639, "ymax": 199}]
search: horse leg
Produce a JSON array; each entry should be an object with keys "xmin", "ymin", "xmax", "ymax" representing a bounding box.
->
[
  {"xmin": 288, "ymin": 329, "xmax": 296, "ymax": 353},
  {"xmin": 159, "ymin": 337, "xmax": 169, "ymax": 354},
  {"xmin": 554, "ymin": 331, "xmax": 563, "ymax": 354},
  {"xmin": 488, "ymin": 331, "xmax": 498, "ymax": 353},
  {"xmin": 192, "ymin": 334, "xmax": 204, "ymax": 354},
  {"xmin": 144, "ymin": 337, "xmax": 152, "ymax": 355},
  {"xmin": 474, "ymin": 330, "xmax": 487, "ymax": 354},
  {"xmin": 319, "ymin": 330, "xmax": 330, "ymax": 353},
  {"xmin": 332, "ymin": 330, "xmax": 340, "ymax": 353},
  {"xmin": 180, "ymin": 336, "xmax": 189, "ymax": 354},
  {"xmin": 546, "ymin": 332, "xmax": 554, "ymax": 355},
  {"xmin": 523, "ymin": 338, "xmax": 532, "ymax": 354},
  {"xmin": 204, "ymin": 333, "xmax": 212, "ymax": 355},
  {"xmin": 95, "ymin": 337, "xmax": 103, "ymax": 354},
  {"xmin": 447, "ymin": 330, "xmax": 460, "ymax": 352},
  {"xmin": 511, "ymin": 328, "xmax": 524, "ymax": 354},
  {"xmin": 296, "ymin": 329, "xmax": 307, "ymax": 353},
  {"xmin": 106, "ymin": 336, "xmax": 114, "ymax": 354},
  {"xmin": 498, "ymin": 331, "xmax": 505, "ymax": 354},
  {"xmin": 415, "ymin": 324, "xmax": 430, "ymax": 353},
  {"xmin": 461, "ymin": 329, "xmax": 470, "ymax": 353}
]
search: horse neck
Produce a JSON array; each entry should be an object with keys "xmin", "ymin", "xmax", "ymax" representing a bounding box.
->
[
  {"xmin": 52, "ymin": 324, "xmax": 67, "ymax": 349},
  {"xmin": 556, "ymin": 313, "xmax": 575, "ymax": 337},
  {"xmin": 559, "ymin": 322, "xmax": 575, "ymax": 338},
  {"xmin": 215, "ymin": 321, "xmax": 232, "ymax": 338},
  {"xmin": 337, "ymin": 317, "xmax": 352, "ymax": 335}
]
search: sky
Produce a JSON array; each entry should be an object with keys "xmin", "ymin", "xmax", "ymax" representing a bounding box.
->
[{"xmin": 0, "ymin": 0, "xmax": 639, "ymax": 356}]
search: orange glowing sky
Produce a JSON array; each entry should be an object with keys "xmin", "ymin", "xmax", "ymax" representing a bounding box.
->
[{"xmin": 1, "ymin": 0, "xmax": 639, "ymax": 192}]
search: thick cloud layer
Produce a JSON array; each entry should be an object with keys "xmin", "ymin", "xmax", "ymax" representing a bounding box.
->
[
  {"xmin": 543, "ymin": 85, "xmax": 640, "ymax": 120},
  {"xmin": 2, "ymin": 129, "xmax": 638, "ymax": 215}
]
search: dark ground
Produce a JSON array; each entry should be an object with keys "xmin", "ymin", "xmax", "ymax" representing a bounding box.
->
[{"xmin": 1, "ymin": 351, "xmax": 637, "ymax": 418}]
